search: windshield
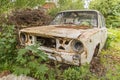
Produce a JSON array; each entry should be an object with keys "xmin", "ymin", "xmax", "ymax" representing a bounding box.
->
[{"xmin": 51, "ymin": 11, "xmax": 98, "ymax": 27}]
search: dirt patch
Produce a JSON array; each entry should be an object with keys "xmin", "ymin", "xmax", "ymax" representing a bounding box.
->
[
  {"xmin": 8, "ymin": 8, "xmax": 51, "ymax": 28},
  {"xmin": 90, "ymin": 56, "xmax": 106, "ymax": 77},
  {"xmin": 0, "ymin": 74, "xmax": 36, "ymax": 80},
  {"xmin": 104, "ymin": 54, "xmax": 120, "ymax": 64},
  {"xmin": 0, "ymin": 70, "xmax": 10, "ymax": 78}
]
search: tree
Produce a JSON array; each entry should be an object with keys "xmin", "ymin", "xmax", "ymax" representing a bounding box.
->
[
  {"xmin": 0, "ymin": 0, "xmax": 13, "ymax": 14},
  {"xmin": 13, "ymin": 0, "xmax": 45, "ymax": 9},
  {"xmin": 49, "ymin": 0, "xmax": 84, "ymax": 16},
  {"xmin": 0, "ymin": 0, "xmax": 45, "ymax": 14},
  {"xmin": 90, "ymin": 0, "xmax": 120, "ymax": 27}
]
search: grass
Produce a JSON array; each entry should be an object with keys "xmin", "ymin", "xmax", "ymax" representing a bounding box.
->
[{"xmin": 99, "ymin": 28, "xmax": 120, "ymax": 79}]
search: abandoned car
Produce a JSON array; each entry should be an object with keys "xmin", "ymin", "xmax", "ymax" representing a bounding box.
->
[{"xmin": 19, "ymin": 10, "xmax": 107, "ymax": 65}]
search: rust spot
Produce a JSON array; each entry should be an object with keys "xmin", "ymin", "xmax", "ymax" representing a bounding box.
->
[
  {"xmin": 79, "ymin": 29, "xmax": 99, "ymax": 39},
  {"xmin": 90, "ymin": 39, "xmax": 92, "ymax": 42},
  {"xmin": 0, "ymin": 70, "xmax": 10, "ymax": 78},
  {"xmin": 55, "ymin": 25, "xmax": 91, "ymax": 29}
]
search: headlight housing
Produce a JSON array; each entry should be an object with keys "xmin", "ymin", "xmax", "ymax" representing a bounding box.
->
[
  {"xmin": 20, "ymin": 32, "xmax": 28, "ymax": 44},
  {"xmin": 71, "ymin": 40, "xmax": 84, "ymax": 53}
]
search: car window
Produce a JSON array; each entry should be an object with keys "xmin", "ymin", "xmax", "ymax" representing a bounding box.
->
[
  {"xmin": 99, "ymin": 14, "xmax": 105, "ymax": 28},
  {"xmin": 102, "ymin": 15, "xmax": 106, "ymax": 27},
  {"xmin": 51, "ymin": 11, "xmax": 98, "ymax": 28}
]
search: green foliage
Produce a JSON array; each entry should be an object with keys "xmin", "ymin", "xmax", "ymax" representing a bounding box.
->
[
  {"xmin": 0, "ymin": 0, "xmax": 13, "ymax": 14},
  {"xmin": 105, "ymin": 65, "xmax": 120, "ymax": 80},
  {"xmin": 0, "ymin": 24, "xmax": 17, "ymax": 72},
  {"xmin": 63, "ymin": 64, "xmax": 92, "ymax": 80},
  {"xmin": 0, "ymin": 25, "xmax": 54, "ymax": 79},
  {"xmin": 13, "ymin": 0, "xmax": 45, "ymax": 9},
  {"xmin": 100, "ymin": 50, "xmax": 120, "ymax": 80},
  {"xmin": 0, "ymin": 0, "xmax": 45, "ymax": 14},
  {"xmin": 105, "ymin": 28, "xmax": 120, "ymax": 49},
  {"xmin": 90, "ymin": 0, "xmax": 120, "ymax": 28},
  {"xmin": 48, "ymin": 0, "xmax": 84, "ymax": 16},
  {"xmin": 13, "ymin": 44, "xmax": 48, "ymax": 79},
  {"xmin": 107, "ymin": 15, "xmax": 120, "ymax": 28}
]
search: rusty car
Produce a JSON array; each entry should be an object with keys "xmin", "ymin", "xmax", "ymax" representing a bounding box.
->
[{"xmin": 19, "ymin": 10, "xmax": 107, "ymax": 65}]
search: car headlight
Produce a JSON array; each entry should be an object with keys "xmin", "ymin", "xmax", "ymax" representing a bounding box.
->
[
  {"xmin": 20, "ymin": 32, "xmax": 28, "ymax": 44},
  {"xmin": 71, "ymin": 40, "xmax": 84, "ymax": 53}
]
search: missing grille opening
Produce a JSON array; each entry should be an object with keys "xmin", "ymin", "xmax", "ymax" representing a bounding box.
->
[
  {"xmin": 36, "ymin": 36, "xmax": 56, "ymax": 48},
  {"xmin": 59, "ymin": 40, "xmax": 63, "ymax": 44},
  {"xmin": 65, "ymin": 41, "xmax": 69, "ymax": 45},
  {"xmin": 59, "ymin": 46, "xmax": 65, "ymax": 50},
  {"xmin": 29, "ymin": 36, "xmax": 32, "ymax": 39}
]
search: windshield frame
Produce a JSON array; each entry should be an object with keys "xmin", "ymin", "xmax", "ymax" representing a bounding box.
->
[{"xmin": 50, "ymin": 10, "xmax": 99, "ymax": 28}]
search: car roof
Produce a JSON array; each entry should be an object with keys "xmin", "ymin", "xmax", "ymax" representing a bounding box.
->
[{"xmin": 59, "ymin": 9, "xmax": 101, "ymax": 14}]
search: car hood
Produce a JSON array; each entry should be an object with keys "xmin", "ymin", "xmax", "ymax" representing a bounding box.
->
[{"xmin": 20, "ymin": 25, "xmax": 95, "ymax": 39}]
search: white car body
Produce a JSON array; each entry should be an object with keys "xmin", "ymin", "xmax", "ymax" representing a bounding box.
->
[{"xmin": 19, "ymin": 10, "xmax": 107, "ymax": 65}]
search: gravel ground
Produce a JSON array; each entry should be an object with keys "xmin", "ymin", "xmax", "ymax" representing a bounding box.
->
[{"xmin": 0, "ymin": 74, "xmax": 36, "ymax": 80}]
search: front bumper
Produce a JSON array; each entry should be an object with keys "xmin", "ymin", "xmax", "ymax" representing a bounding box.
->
[{"xmin": 39, "ymin": 46, "xmax": 85, "ymax": 65}]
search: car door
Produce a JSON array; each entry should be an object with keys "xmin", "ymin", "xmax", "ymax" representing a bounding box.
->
[{"xmin": 98, "ymin": 14, "xmax": 107, "ymax": 48}]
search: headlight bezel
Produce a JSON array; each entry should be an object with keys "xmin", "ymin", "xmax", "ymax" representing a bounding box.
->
[
  {"xmin": 71, "ymin": 40, "xmax": 84, "ymax": 53},
  {"xmin": 19, "ymin": 32, "xmax": 28, "ymax": 45}
]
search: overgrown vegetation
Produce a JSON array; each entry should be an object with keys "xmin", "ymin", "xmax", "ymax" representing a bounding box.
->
[
  {"xmin": 0, "ymin": 0, "xmax": 120, "ymax": 80},
  {"xmin": 14, "ymin": 45, "xmax": 49, "ymax": 79},
  {"xmin": 48, "ymin": 0, "xmax": 84, "ymax": 16},
  {"xmin": 90, "ymin": 0, "xmax": 120, "ymax": 28},
  {"xmin": 0, "ymin": 0, "xmax": 45, "ymax": 14},
  {"xmin": 0, "ymin": 25, "xmax": 17, "ymax": 72}
]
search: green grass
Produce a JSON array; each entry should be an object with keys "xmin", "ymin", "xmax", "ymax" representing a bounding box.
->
[{"xmin": 99, "ymin": 28, "xmax": 120, "ymax": 80}]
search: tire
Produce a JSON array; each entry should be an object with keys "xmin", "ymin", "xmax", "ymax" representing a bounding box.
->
[{"xmin": 93, "ymin": 44, "xmax": 100, "ymax": 57}]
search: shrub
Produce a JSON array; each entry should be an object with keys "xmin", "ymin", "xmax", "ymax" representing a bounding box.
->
[
  {"xmin": 105, "ymin": 28, "xmax": 120, "ymax": 49},
  {"xmin": 48, "ymin": 0, "xmax": 84, "ymax": 17},
  {"xmin": 0, "ymin": 24, "xmax": 56, "ymax": 79},
  {"xmin": 13, "ymin": 44, "xmax": 50, "ymax": 79},
  {"xmin": 90, "ymin": 0, "xmax": 120, "ymax": 28},
  {"xmin": 63, "ymin": 64, "xmax": 93, "ymax": 80},
  {"xmin": 0, "ymin": 24, "xmax": 17, "ymax": 72}
]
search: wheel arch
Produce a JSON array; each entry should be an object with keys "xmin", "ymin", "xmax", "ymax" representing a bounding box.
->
[{"xmin": 93, "ymin": 43, "xmax": 100, "ymax": 57}]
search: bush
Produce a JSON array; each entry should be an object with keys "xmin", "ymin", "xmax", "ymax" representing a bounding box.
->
[
  {"xmin": 8, "ymin": 9, "xmax": 51, "ymax": 27},
  {"xmin": 13, "ymin": 44, "xmax": 49, "ymax": 79},
  {"xmin": 63, "ymin": 64, "xmax": 93, "ymax": 80},
  {"xmin": 105, "ymin": 28, "xmax": 120, "ymax": 49},
  {"xmin": 48, "ymin": 0, "xmax": 84, "ymax": 17},
  {"xmin": 90, "ymin": 0, "xmax": 120, "ymax": 28},
  {"xmin": 0, "ymin": 24, "xmax": 17, "ymax": 72},
  {"xmin": 0, "ymin": 24, "xmax": 56, "ymax": 79}
]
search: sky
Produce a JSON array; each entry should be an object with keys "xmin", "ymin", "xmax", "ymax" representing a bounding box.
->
[{"xmin": 84, "ymin": 0, "xmax": 92, "ymax": 9}]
